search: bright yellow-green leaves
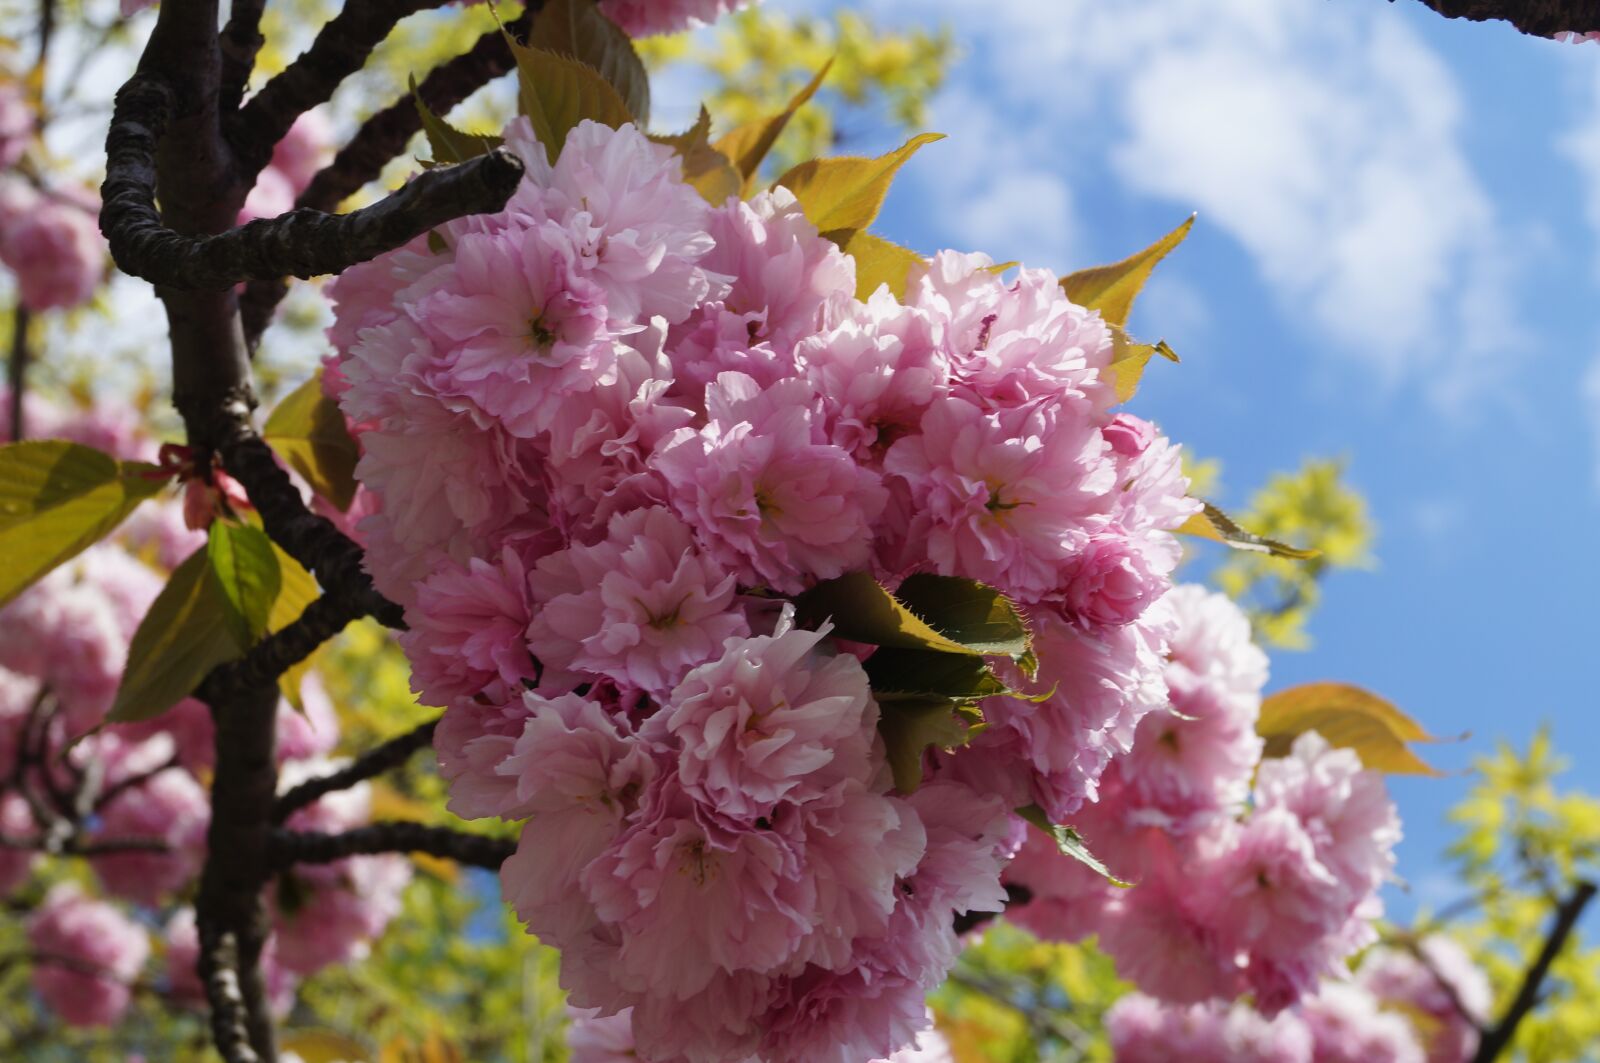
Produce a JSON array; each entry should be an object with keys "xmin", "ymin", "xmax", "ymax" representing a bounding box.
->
[
  {"xmin": 842, "ymin": 229, "xmax": 923, "ymax": 301},
  {"xmin": 777, "ymin": 131, "xmax": 943, "ymax": 236},
  {"xmin": 529, "ymin": 0, "xmax": 651, "ymax": 124},
  {"xmin": 263, "ymin": 369, "xmax": 361, "ymax": 512},
  {"xmin": 1061, "ymin": 216, "xmax": 1193, "ymax": 329},
  {"xmin": 1257, "ymin": 681, "xmax": 1441, "ymax": 775},
  {"xmin": 411, "ymin": 76, "xmax": 503, "ymax": 165},
  {"xmin": 0, "ymin": 440, "xmax": 168, "ymax": 608},
  {"xmin": 715, "ymin": 59, "xmax": 832, "ymax": 193},
  {"xmin": 508, "ymin": 43, "xmax": 632, "ymax": 164},
  {"xmin": 652, "ymin": 107, "xmax": 743, "ymax": 204},
  {"xmin": 109, "ymin": 524, "xmax": 320, "ymax": 722},
  {"xmin": 1176, "ymin": 500, "xmax": 1320, "ymax": 560}
]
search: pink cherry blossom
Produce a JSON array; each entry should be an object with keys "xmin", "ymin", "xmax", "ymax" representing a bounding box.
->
[
  {"xmin": 1107, "ymin": 993, "xmax": 1314, "ymax": 1063},
  {"xmin": 402, "ymin": 546, "xmax": 537, "ymax": 708},
  {"xmin": 270, "ymin": 110, "xmax": 333, "ymax": 192},
  {"xmin": 0, "ymin": 190, "xmax": 104, "ymax": 311},
  {"xmin": 1358, "ymin": 936, "xmax": 1491, "ymax": 1063},
  {"xmin": 27, "ymin": 883, "xmax": 150, "ymax": 1027},
  {"xmin": 90, "ymin": 764, "xmax": 209, "ymax": 906},
  {"xmin": 0, "ymin": 790, "xmax": 37, "ymax": 894},
  {"xmin": 599, "ymin": 0, "xmax": 748, "ymax": 38},
  {"xmin": 1299, "ymin": 981, "xmax": 1426, "ymax": 1063}
]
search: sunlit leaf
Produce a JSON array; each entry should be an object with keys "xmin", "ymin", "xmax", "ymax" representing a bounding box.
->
[
  {"xmin": 1176, "ymin": 500, "xmax": 1320, "ymax": 560},
  {"xmin": 1257, "ymin": 681, "xmax": 1442, "ymax": 775},
  {"xmin": 207, "ymin": 521, "xmax": 282, "ymax": 649},
  {"xmin": 410, "ymin": 75, "xmax": 502, "ymax": 164},
  {"xmin": 263, "ymin": 369, "xmax": 360, "ymax": 512},
  {"xmin": 1059, "ymin": 215, "xmax": 1195, "ymax": 328},
  {"xmin": 109, "ymin": 548, "xmax": 242, "ymax": 723},
  {"xmin": 843, "ymin": 229, "xmax": 922, "ymax": 301},
  {"xmin": 380, "ymin": 1030, "xmax": 467, "ymax": 1063},
  {"xmin": 1107, "ymin": 332, "xmax": 1178, "ymax": 404},
  {"xmin": 531, "ymin": 0, "xmax": 650, "ymax": 123},
  {"xmin": 280, "ymin": 1029, "xmax": 371, "ymax": 1063},
  {"xmin": 507, "ymin": 37, "xmax": 634, "ymax": 164},
  {"xmin": 0, "ymin": 440, "xmax": 168, "ymax": 607},
  {"xmin": 652, "ymin": 107, "xmax": 743, "ymax": 204},
  {"xmin": 776, "ymin": 131, "xmax": 944, "ymax": 235},
  {"xmin": 893, "ymin": 573, "xmax": 1030, "ymax": 658},
  {"xmin": 715, "ymin": 59, "xmax": 832, "ymax": 192},
  {"xmin": 1016, "ymin": 804, "xmax": 1130, "ymax": 885},
  {"xmin": 793, "ymin": 571, "xmax": 979, "ymax": 656},
  {"xmin": 268, "ymin": 543, "xmax": 320, "ymax": 710}
]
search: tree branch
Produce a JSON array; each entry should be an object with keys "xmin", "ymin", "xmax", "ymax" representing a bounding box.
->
[
  {"xmin": 1400, "ymin": 0, "xmax": 1600, "ymax": 35},
  {"xmin": 199, "ymin": 593, "xmax": 372, "ymax": 708},
  {"xmin": 7, "ymin": 306, "xmax": 27, "ymax": 443},
  {"xmin": 196, "ymin": 926, "xmax": 263, "ymax": 1063},
  {"xmin": 229, "ymin": 0, "xmax": 442, "ymax": 173},
  {"xmin": 271, "ymin": 821, "xmax": 515, "ymax": 870},
  {"xmin": 1471, "ymin": 879, "xmax": 1597, "ymax": 1062},
  {"xmin": 218, "ymin": 0, "xmax": 268, "ymax": 114},
  {"xmin": 273, "ymin": 717, "xmax": 439, "ymax": 823},
  {"xmin": 104, "ymin": 77, "xmax": 523, "ymax": 292}
]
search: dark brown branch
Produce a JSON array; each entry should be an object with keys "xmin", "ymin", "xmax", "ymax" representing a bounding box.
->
[
  {"xmin": 240, "ymin": 6, "xmax": 537, "ymax": 345},
  {"xmin": 218, "ymin": 0, "xmax": 268, "ymax": 114},
  {"xmin": 1400, "ymin": 0, "xmax": 1600, "ymax": 35},
  {"xmin": 270, "ymin": 821, "xmax": 515, "ymax": 870},
  {"xmin": 217, "ymin": 431, "xmax": 404, "ymax": 629},
  {"xmin": 1471, "ymin": 879, "xmax": 1597, "ymax": 1062},
  {"xmin": 229, "ymin": 0, "xmax": 442, "ymax": 173},
  {"xmin": 95, "ymin": 753, "xmax": 181, "ymax": 812},
  {"xmin": 7, "ymin": 306, "xmax": 27, "ymax": 443},
  {"xmin": 199, "ymin": 593, "xmax": 370, "ymax": 706},
  {"xmin": 273, "ymin": 717, "xmax": 440, "ymax": 822},
  {"xmin": 197, "ymin": 926, "xmax": 262, "ymax": 1063},
  {"xmin": 103, "ymin": 75, "xmax": 522, "ymax": 291}
]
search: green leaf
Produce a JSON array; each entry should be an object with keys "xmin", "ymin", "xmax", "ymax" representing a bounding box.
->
[
  {"xmin": 1257, "ymin": 682, "xmax": 1442, "ymax": 775},
  {"xmin": 878, "ymin": 696, "xmax": 982, "ymax": 793},
  {"xmin": 280, "ymin": 1030, "xmax": 373, "ymax": 1063},
  {"xmin": 714, "ymin": 60, "xmax": 833, "ymax": 193},
  {"xmin": 1059, "ymin": 214, "xmax": 1195, "ymax": 329},
  {"xmin": 207, "ymin": 521, "xmax": 283, "ymax": 648},
  {"xmin": 893, "ymin": 573, "xmax": 1031, "ymax": 658},
  {"xmin": 793, "ymin": 571, "xmax": 979, "ymax": 656},
  {"xmin": 866, "ymin": 648, "xmax": 1007, "ymax": 702},
  {"xmin": 530, "ymin": 0, "xmax": 650, "ymax": 125},
  {"xmin": 269, "ymin": 544, "xmax": 320, "ymax": 710},
  {"xmin": 1107, "ymin": 332, "xmax": 1178, "ymax": 404},
  {"xmin": 776, "ymin": 132, "xmax": 945, "ymax": 236},
  {"xmin": 1016, "ymin": 804, "xmax": 1130, "ymax": 885},
  {"xmin": 262, "ymin": 369, "xmax": 360, "ymax": 512},
  {"xmin": 1175, "ymin": 500, "xmax": 1320, "ymax": 560},
  {"xmin": 652, "ymin": 107, "xmax": 743, "ymax": 205},
  {"xmin": 109, "ymin": 548, "xmax": 244, "ymax": 723},
  {"xmin": 508, "ymin": 38, "xmax": 634, "ymax": 164},
  {"xmin": 0, "ymin": 440, "xmax": 168, "ymax": 607},
  {"xmin": 843, "ymin": 230, "xmax": 922, "ymax": 301},
  {"xmin": 410, "ymin": 75, "xmax": 502, "ymax": 165}
]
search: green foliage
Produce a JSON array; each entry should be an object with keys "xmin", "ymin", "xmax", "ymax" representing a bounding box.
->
[
  {"xmin": 529, "ymin": 0, "xmax": 651, "ymax": 124},
  {"xmin": 777, "ymin": 131, "xmax": 944, "ymax": 237},
  {"xmin": 263, "ymin": 369, "xmax": 362, "ymax": 512},
  {"xmin": 1207, "ymin": 458, "xmax": 1374, "ymax": 649},
  {"xmin": 1257, "ymin": 681, "xmax": 1441, "ymax": 775},
  {"xmin": 638, "ymin": 7, "xmax": 952, "ymax": 178}
]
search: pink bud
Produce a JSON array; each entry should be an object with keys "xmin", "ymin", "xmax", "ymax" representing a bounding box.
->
[{"xmin": 1103, "ymin": 413, "xmax": 1157, "ymax": 458}]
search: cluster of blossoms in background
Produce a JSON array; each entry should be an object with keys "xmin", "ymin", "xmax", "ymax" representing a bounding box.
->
[
  {"xmin": 322, "ymin": 88, "xmax": 1452, "ymax": 1056},
  {"xmin": 0, "ymin": 391, "xmax": 410, "ymax": 1030}
]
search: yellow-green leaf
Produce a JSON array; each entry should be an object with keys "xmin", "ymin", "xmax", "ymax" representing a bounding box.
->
[
  {"xmin": 263, "ymin": 369, "xmax": 360, "ymax": 512},
  {"xmin": 1016, "ymin": 804, "xmax": 1130, "ymax": 885},
  {"xmin": 843, "ymin": 230, "xmax": 922, "ymax": 301},
  {"xmin": 1060, "ymin": 214, "xmax": 1195, "ymax": 328},
  {"xmin": 530, "ymin": 0, "xmax": 650, "ymax": 124},
  {"xmin": 410, "ymin": 75, "xmax": 502, "ymax": 165},
  {"xmin": 0, "ymin": 440, "xmax": 168, "ymax": 607},
  {"xmin": 268, "ymin": 543, "xmax": 320, "ymax": 710},
  {"xmin": 508, "ymin": 39, "xmax": 634, "ymax": 164},
  {"xmin": 652, "ymin": 107, "xmax": 743, "ymax": 205},
  {"xmin": 1176, "ymin": 500, "xmax": 1320, "ymax": 560},
  {"xmin": 776, "ymin": 131, "xmax": 944, "ymax": 236},
  {"xmin": 879, "ymin": 696, "xmax": 982, "ymax": 793},
  {"xmin": 1107, "ymin": 331, "xmax": 1178, "ymax": 404},
  {"xmin": 207, "ymin": 521, "xmax": 282, "ymax": 648},
  {"xmin": 109, "ymin": 548, "xmax": 243, "ymax": 723},
  {"xmin": 280, "ymin": 1029, "xmax": 372, "ymax": 1063},
  {"xmin": 1257, "ymin": 682, "xmax": 1441, "ymax": 775},
  {"xmin": 714, "ymin": 59, "xmax": 833, "ymax": 193}
]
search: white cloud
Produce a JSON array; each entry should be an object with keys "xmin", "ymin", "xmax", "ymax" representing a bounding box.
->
[
  {"xmin": 859, "ymin": 0, "xmax": 1520, "ymax": 402},
  {"xmin": 1583, "ymin": 355, "xmax": 1600, "ymax": 492},
  {"xmin": 1558, "ymin": 64, "xmax": 1600, "ymax": 280}
]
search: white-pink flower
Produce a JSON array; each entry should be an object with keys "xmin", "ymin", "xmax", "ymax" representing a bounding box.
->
[{"xmin": 27, "ymin": 883, "xmax": 150, "ymax": 1027}]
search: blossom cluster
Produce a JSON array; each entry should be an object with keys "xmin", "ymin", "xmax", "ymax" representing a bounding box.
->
[
  {"xmin": 598, "ymin": 0, "xmax": 750, "ymax": 37},
  {"xmin": 0, "ymin": 392, "xmax": 409, "ymax": 1029},
  {"xmin": 328, "ymin": 107, "xmax": 1209, "ymax": 1061}
]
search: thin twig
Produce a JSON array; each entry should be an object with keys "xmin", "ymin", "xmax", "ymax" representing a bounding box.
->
[
  {"xmin": 218, "ymin": 0, "xmax": 267, "ymax": 114},
  {"xmin": 1470, "ymin": 879, "xmax": 1597, "ymax": 1062},
  {"xmin": 6, "ymin": 305, "xmax": 27, "ymax": 442},
  {"xmin": 273, "ymin": 717, "xmax": 440, "ymax": 822},
  {"xmin": 270, "ymin": 821, "xmax": 515, "ymax": 870}
]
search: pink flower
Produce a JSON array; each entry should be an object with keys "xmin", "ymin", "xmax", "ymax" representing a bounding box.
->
[
  {"xmin": 402, "ymin": 546, "xmax": 537, "ymax": 707},
  {"xmin": 0, "ymin": 791, "xmax": 38, "ymax": 894},
  {"xmin": 1106, "ymin": 993, "xmax": 1314, "ymax": 1063},
  {"xmin": 90, "ymin": 765, "xmax": 209, "ymax": 906},
  {"xmin": 272, "ymin": 853, "xmax": 411, "ymax": 975},
  {"xmin": 238, "ymin": 164, "xmax": 295, "ymax": 224},
  {"xmin": 27, "ymin": 883, "xmax": 150, "ymax": 1027},
  {"xmin": 1358, "ymin": 936, "xmax": 1491, "ymax": 1063},
  {"xmin": 1299, "ymin": 982, "xmax": 1426, "ymax": 1063},
  {"xmin": 1104, "ymin": 413, "xmax": 1157, "ymax": 457},
  {"xmin": 433, "ymin": 696, "xmax": 537, "ymax": 820},
  {"xmin": 599, "ymin": 0, "xmax": 748, "ymax": 37},
  {"xmin": 1058, "ymin": 532, "xmax": 1169, "ymax": 627},
  {"xmin": 271, "ymin": 110, "xmax": 333, "ymax": 192},
  {"xmin": 528, "ymin": 506, "xmax": 748, "ymax": 698},
  {"xmin": 662, "ymin": 624, "xmax": 877, "ymax": 821},
  {"xmin": 0, "ymin": 191, "xmax": 104, "ymax": 311},
  {"xmin": 654, "ymin": 373, "xmax": 888, "ymax": 593}
]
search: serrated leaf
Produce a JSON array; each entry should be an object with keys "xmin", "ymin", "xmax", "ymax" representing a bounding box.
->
[
  {"xmin": 207, "ymin": 521, "xmax": 282, "ymax": 648},
  {"xmin": 776, "ymin": 132, "xmax": 944, "ymax": 236},
  {"xmin": 280, "ymin": 1030, "xmax": 371, "ymax": 1063},
  {"xmin": 530, "ymin": 0, "xmax": 649, "ymax": 124},
  {"xmin": 652, "ymin": 107, "xmax": 742, "ymax": 205},
  {"xmin": 893, "ymin": 573, "xmax": 1030, "ymax": 657},
  {"xmin": 1016, "ymin": 804, "xmax": 1130, "ymax": 885},
  {"xmin": 879, "ymin": 696, "xmax": 982, "ymax": 793},
  {"xmin": 1176, "ymin": 500, "xmax": 1319, "ymax": 560},
  {"xmin": 843, "ymin": 230, "xmax": 922, "ymax": 301},
  {"xmin": 1257, "ymin": 682, "xmax": 1441, "ymax": 775},
  {"xmin": 1060, "ymin": 215, "xmax": 1195, "ymax": 329},
  {"xmin": 508, "ymin": 39, "xmax": 634, "ymax": 164},
  {"xmin": 410, "ymin": 75, "xmax": 502, "ymax": 165},
  {"xmin": 268, "ymin": 543, "xmax": 320, "ymax": 710},
  {"xmin": 0, "ymin": 441, "xmax": 168, "ymax": 607},
  {"xmin": 793, "ymin": 571, "xmax": 978, "ymax": 656},
  {"xmin": 715, "ymin": 59, "xmax": 832, "ymax": 193},
  {"xmin": 109, "ymin": 548, "xmax": 244, "ymax": 723},
  {"xmin": 866, "ymin": 648, "xmax": 1007, "ymax": 702},
  {"xmin": 262, "ymin": 369, "xmax": 360, "ymax": 512}
]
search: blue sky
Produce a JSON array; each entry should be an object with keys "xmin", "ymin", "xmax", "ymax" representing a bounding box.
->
[{"xmin": 746, "ymin": 0, "xmax": 1600, "ymax": 913}]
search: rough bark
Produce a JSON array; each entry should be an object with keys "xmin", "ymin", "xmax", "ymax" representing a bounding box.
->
[{"xmin": 1402, "ymin": 0, "xmax": 1600, "ymax": 36}]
